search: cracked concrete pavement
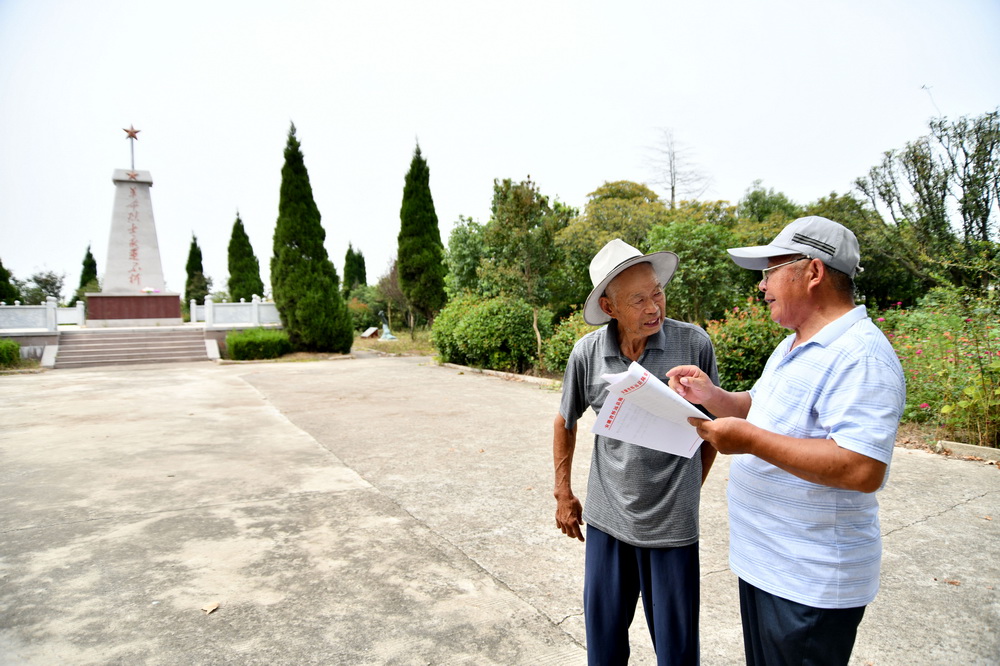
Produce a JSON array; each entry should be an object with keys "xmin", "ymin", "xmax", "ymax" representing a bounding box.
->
[{"xmin": 0, "ymin": 356, "xmax": 997, "ymax": 664}]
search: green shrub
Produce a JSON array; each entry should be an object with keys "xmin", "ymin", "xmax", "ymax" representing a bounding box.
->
[
  {"xmin": 877, "ymin": 287, "xmax": 999, "ymax": 447},
  {"xmin": 0, "ymin": 339, "xmax": 20, "ymax": 368},
  {"xmin": 226, "ymin": 327, "xmax": 292, "ymax": 360},
  {"xmin": 432, "ymin": 295, "xmax": 551, "ymax": 373},
  {"xmin": 431, "ymin": 294, "xmax": 479, "ymax": 365},
  {"xmin": 705, "ymin": 299, "xmax": 787, "ymax": 392},
  {"xmin": 542, "ymin": 310, "xmax": 599, "ymax": 375}
]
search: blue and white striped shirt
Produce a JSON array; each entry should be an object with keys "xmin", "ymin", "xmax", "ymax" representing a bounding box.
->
[{"xmin": 729, "ymin": 306, "xmax": 905, "ymax": 608}]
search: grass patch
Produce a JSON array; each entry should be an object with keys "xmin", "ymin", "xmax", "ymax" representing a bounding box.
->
[{"xmin": 353, "ymin": 328, "xmax": 435, "ymax": 356}]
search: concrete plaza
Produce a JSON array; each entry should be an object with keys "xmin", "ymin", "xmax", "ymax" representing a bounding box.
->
[{"xmin": 0, "ymin": 356, "xmax": 997, "ymax": 664}]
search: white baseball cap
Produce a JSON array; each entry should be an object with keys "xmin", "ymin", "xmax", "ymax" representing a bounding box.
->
[
  {"xmin": 582, "ymin": 239, "xmax": 678, "ymax": 325},
  {"xmin": 727, "ymin": 216, "xmax": 863, "ymax": 277}
]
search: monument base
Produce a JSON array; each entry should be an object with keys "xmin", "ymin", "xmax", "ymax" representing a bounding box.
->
[{"xmin": 85, "ymin": 293, "xmax": 183, "ymax": 327}]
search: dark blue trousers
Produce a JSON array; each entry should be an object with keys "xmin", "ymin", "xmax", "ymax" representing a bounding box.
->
[
  {"xmin": 738, "ymin": 578, "xmax": 866, "ymax": 666},
  {"xmin": 584, "ymin": 525, "xmax": 699, "ymax": 666}
]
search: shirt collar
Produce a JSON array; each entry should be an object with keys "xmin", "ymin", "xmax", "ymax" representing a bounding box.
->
[
  {"xmin": 805, "ymin": 305, "xmax": 869, "ymax": 349},
  {"xmin": 601, "ymin": 319, "xmax": 668, "ymax": 358}
]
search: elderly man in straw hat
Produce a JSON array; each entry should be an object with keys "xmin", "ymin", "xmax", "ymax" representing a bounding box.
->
[
  {"xmin": 553, "ymin": 238, "xmax": 719, "ymax": 665},
  {"xmin": 667, "ymin": 216, "xmax": 905, "ymax": 666}
]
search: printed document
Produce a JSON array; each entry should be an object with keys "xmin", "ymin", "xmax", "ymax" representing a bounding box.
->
[{"xmin": 591, "ymin": 361, "xmax": 710, "ymax": 458}]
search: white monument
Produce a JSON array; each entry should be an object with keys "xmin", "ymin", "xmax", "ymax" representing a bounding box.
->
[{"xmin": 87, "ymin": 126, "xmax": 181, "ymax": 326}]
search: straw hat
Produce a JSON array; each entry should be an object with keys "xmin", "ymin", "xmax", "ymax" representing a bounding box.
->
[{"xmin": 582, "ymin": 239, "xmax": 678, "ymax": 325}]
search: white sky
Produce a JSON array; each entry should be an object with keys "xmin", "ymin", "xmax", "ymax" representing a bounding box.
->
[{"xmin": 1, "ymin": 0, "xmax": 998, "ymax": 299}]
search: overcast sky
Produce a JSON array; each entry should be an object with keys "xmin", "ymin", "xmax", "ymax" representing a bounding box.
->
[{"xmin": 1, "ymin": 0, "xmax": 998, "ymax": 299}]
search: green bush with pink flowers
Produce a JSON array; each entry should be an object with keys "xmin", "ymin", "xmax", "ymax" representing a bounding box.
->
[{"xmin": 876, "ymin": 288, "xmax": 1000, "ymax": 448}]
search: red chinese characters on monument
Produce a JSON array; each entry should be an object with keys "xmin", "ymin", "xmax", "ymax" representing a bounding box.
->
[{"xmin": 127, "ymin": 186, "xmax": 142, "ymax": 285}]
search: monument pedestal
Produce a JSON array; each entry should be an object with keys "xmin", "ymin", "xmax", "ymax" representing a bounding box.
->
[{"xmin": 86, "ymin": 293, "xmax": 182, "ymax": 327}]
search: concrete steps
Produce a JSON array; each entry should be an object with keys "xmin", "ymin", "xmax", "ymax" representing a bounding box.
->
[{"xmin": 54, "ymin": 328, "xmax": 210, "ymax": 368}]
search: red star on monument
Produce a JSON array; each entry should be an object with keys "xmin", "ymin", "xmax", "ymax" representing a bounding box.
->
[
  {"xmin": 123, "ymin": 125, "xmax": 140, "ymax": 140},
  {"xmin": 127, "ymin": 171, "xmax": 139, "ymax": 180}
]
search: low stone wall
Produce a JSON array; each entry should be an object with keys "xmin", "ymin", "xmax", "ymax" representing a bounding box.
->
[
  {"xmin": 0, "ymin": 297, "xmax": 58, "ymax": 331},
  {"xmin": 191, "ymin": 295, "xmax": 281, "ymax": 330},
  {"xmin": 0, "ymin": 331, "xmax": 57, "ymax": 360}
]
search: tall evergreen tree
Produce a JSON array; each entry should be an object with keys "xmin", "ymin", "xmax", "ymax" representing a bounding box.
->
[
  {"xmin": 0, "ymin": 257, "xmax": 20, "ymax": 303},
  {"xmin": 184, "ymin": 234, "xmax": 211, "ymax": 305},
  {"xmin": 397, "ymin": 144, "xmax": 446, "ymax": 326},
  {"xmin": 342, "ymin": 243, "xmax": 367, "ymax": 298},
  {"xmin": 271, "ymin": 123, "xmax": 353, "ymax": 352},
  {"xmin": 227, "ymin": 213, "xmax": 264, "ymax": 302},
  {"xmin": 72, "ymin": 245, "xmax": 99, "ymax": 305},
  {"xmin": 79, "ymin": 245, "xmax": 98, "ymax": 289}
]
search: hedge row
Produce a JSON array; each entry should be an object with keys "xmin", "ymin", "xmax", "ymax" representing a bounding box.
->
[{"xmin": 225, "ymin": 328, "xmax": 292, "ymax": 360}]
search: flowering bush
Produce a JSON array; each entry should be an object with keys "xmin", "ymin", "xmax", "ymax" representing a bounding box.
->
[
  {"xmin": 876, "ymin": 288, "xmax": 999, "ymax": 448},
  {"xmin": 705, "ymin": 299, "xmax": 788, "ymax": 392}
]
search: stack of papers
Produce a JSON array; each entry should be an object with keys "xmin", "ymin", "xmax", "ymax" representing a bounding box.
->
[{"xmin": 591, "ymin": 361, "xmax": 711, "ymax": 458}]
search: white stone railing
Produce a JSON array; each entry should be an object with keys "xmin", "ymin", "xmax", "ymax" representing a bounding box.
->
[
  {"xmin": 191, "ymin": 295, "xmax": 281, "ymax": 329},
  {"xmin": 57, "ymin": 302, "xmax": 86, "ymax": 326},
  {"xmin": 0, "ymin": 297, "xmax": 60, "ymax": 331}
]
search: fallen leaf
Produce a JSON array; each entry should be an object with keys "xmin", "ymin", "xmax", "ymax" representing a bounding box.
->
[
  {"xmin": 945, "ymin": 579, "xmax": 961, "ymax": 586},
  {"xmin": 201, "ymin": 602, "xmax": 220, "ymax": 614}
]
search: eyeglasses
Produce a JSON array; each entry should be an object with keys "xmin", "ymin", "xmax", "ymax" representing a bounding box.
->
[{"xmin": 759, "ymin": 257, "xmax": 810, "ymax": 287}]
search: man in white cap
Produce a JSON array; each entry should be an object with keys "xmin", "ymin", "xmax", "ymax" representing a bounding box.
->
[
  {"xmin": 554, "ymin": 238, "xmax": 719, "ymax": 665},
  {"xmin": 666, "ymin": 216, "xmax": 905, "ymax": 666}
]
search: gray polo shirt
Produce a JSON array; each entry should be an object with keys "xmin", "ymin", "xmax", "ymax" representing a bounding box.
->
[{"xmin": 559, "ymin": 319, "xmax": 719, "ymax": 548}]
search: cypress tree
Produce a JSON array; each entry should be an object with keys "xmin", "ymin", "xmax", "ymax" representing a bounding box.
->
[
  {"xmin": 80, "ymin": 245, "xmax": 98, "ymax": 288},
  {"xmin": 0, "ymin": 257, "xmax": 19, "ymax": 303},
  {"xmin": 184, "ymin": 234, "xmax": 211, "ymax": 305},
  {"xmin": 227, "ymin": 214, "xmax": 264, "ymax": 302},
  {"xmin": 72, "ymin": 245, "xmax": 99, "ymax": 305},
  {"xmin": 397, "ymin": 144, "xmax": 446, "ymax": 324},
  {"xmin": 270, "ymin": 123, "xmax": 353, "ymax": 353},
  {"xmin": 342, "ymin": 243, "xmax": 367, "ymax": 298}
]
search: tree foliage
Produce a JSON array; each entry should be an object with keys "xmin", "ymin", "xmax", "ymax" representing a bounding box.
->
[
  {"xmin": 18, "ymin": 270, "xmax": 65, "ymax": 305},
  {"xmin": 270, "ymin": 123, "xmax": 353, "ymax": 353},
  {"xmin": 444, "ymin": 216, "xmax": 486, "ymax": 297},
  {"xmin": 647, "ymin": 219, "xmax": 744, "ymax": 323},
  {"xmin": 397, "ymin": 144, "xmax": 447, "ymax": 325},
  {"xmin": 342, "ymin": 243, "xmax": 367, "ymax": 298},
  {"xmin": 555, "ymin": 181, "xmax": 669, "ymax": 313},
  {"xmin": 375, "ymin": 258, "xmax": 410, "ymax": 332},
  {"xmin": 79, "ymin": 245, "xmax": 98, "ymax": 288},
  {"xmin": 184, "ymin": 234, "xmax": 212, "ymax": 305},
  {"xmin": 70, "ymin": 245, "xmax": 99, "ymax": 305},
  {"xmin": 480, "ymin": 177, "xmax": 575, "ymax": 364},
  {"xmin": 856, "ymin": 109, "xmax": 1000, "ymax": 293},
  {"xmin": 227, "ymin": 214, "xmax": 264, "ymax": 302},
  {"xmin": 737, "ymin": 180, "xmax": 803, "ymax": 226},
  {"xmin": 0, "ymin": 258, "xmax": 18, "ymax": 303}
]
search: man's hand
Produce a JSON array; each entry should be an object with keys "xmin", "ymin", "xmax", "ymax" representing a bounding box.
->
[
  {"xmin": 555, "ymin": 494, "xmax": 585, "ymax": 542},
  {"xmin": 667, "ymin": 365, "xmax": 753, "ymax": 419},
  {"xmin": 666, "ymin": 365, "xmax": 715, "ymax": 404},
  {"xmin": 688, "ymin": 416, "xmax": 756, "ymax": 455}
]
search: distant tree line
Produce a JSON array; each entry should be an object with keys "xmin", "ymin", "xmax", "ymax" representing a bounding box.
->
[{"xmin": 4, "ymin": 109, "xmax": 994, "ymax": 356}]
